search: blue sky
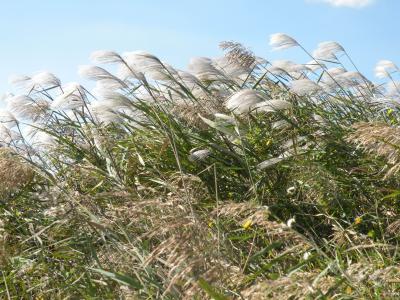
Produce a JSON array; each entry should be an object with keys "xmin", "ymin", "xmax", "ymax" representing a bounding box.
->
[{"xmin": 0, "ymin": 0, "xmax": 397, "ymax": 93}]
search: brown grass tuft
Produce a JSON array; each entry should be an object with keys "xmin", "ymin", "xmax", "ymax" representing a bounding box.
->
[
  {"xmin": 0, "ymin": 148, "xmax": 34, "ymax": 198},
  {"xmin": 347, "ymin": 122, "xmax": 400, "ymax": 177},
  {"xmin": 219, "ymin": 41, "xmax": 256, "ymax": 69}
]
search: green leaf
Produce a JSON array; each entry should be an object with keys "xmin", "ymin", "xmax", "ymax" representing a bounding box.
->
[
  {"xmin": 198, "ymin": 115, "xmax": 236, "ymax": 136},
  {"xmin": 197, "ymin": 277, "xmax": 228, "ymax": 300},
  {"xmin": 89, "ymin": 268, "xmax": 142, "ymax": 290},
  {"xmin": 382, "ymin": 190, "xmax": 400, "ymax": 200}
]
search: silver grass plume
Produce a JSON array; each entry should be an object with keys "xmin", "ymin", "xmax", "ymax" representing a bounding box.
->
[
  {"xmin": 272, "ymin": 120, "xmax": 291, "ymax": 131},
  {"xmin": 290, "ymin": 79, "xmax": 322, "ymax": 96},
  {"xmin": 213, "ymin": 57, "xmax": 251, "ymax": 83},
  {"xmin": 51, "ymin": 93, "xmax": 84, "ymax": 111},
  {"xmin": 122, "ymin": 51, "xmax": 173, "ymax": 81},
  {"xmin": 31, "ymin": 72, "xmax": 61, "ymax": 88},
  {"xmin": 313, "ymin": 41, "xmax": 344, "ymax": 61},
  {"xmin": 268, "ymin": 60, "xmax": 311, "ymax": 77},
  {"xmin": 89, "ymin": 101, "xmax": 121, "ymax": 124},
  {"xmin": 188, "ymin": 57, "xmax": 223, "ymax": 81},
  {"xmin": 6, "ymin": 95, "xmax": 50, "ymax": 121},
  {"xmin": 94, "ymin": 78, "xmax": 127, "ymax": 91},
  {"xmin": 374, "ymin": 60, "xmax": 398, "ymax": 78},
  {"xmin": 225, "ymin": 89, "xmax": 266, "ymax": 114},
  {"xmin": 269, "ymin": 33, "xmax": 299, "ymax": 51},
  {"xmin": 9, "ymin": 72, "xmax": 60, "ymax": 90},
  {"xmin": 123, "ymin": 50, "xmax": 161, "ymax": 70},
  {"xmin": 219, "ymin": 41, "xmax": 256, "ymax": 69},
  {"xmin": 188, "ymin": 149, "xmax": 211, "ymax": 162},
  {"xmin": 92, "ymin": 89, "xmax": 132, "ymax": 109},
  {"xmin": 51, "ymin": 84, "xmax": 87, "ymax": 111},
  {"xmin": 176, "ymin": 70, "xmax": 201, "ymax": 87},
  {"xmin": 78, "ymin": 65, "xmax": 126, "ymax": 87},
  {"xmin": 252, "ymin": 100, "xmax": 292, "ymax": 113},
  {"xmin": 90, "ymin": 50, "xmax": 123, "ymax": 64},
  {"xmin": 257, "ymin": 157, "xmax": 284, "ymax": 170},
  {"xmin": 339, "ymin": 71, "xmax": 369, "ymax": 88},
  {"xmin": 117, "ymin": 64, "xmax": 145, "ymax": 82},
  {"xmin": 62, "ymin": 82, "xmax": 86, "ymax": 96}
]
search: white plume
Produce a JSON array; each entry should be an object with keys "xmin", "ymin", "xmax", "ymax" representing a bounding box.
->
[
  {"xmin": 313, "ymin": 41, "xmax": 344, "ymax": 61},
  {"xmin": 269, "ymin": 33, "xmax": 299, "ymax": 51},
  {"xmin": 189, "ymin": 149, "xmax": 211, "ymax": 162},
  {"xmin": 290, "ymin": 79, "xmax": 322, "ymax": 96},
  {"xmin": 6, "ymin": 95, "xmax": 50, "ymax": 120},
  {"xmin": 31, "ymin": 72, "xmax": 61, "ymax": 88},
  {"xmin": 375, "ymin": 60, "xmax": 398, "ymax": 78},
  {"xmin": 225, "ymin": 89, "xmax": 266, "ymax": 114},
  {"xmin": 252, "ymin": 100, "xmax": 292, "ymax": 112},
  {"xmin": 188, "ymin": 57, "xmax": 223, "ymax": 81},
  {"xmin": 90, "ymin": 50, "xmax": 122, "ymax": 64}
]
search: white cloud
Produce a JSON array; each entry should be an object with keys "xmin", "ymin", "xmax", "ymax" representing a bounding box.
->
[{"xmin": 310, "ymin": 0, "xmax": 375, "ymax": 8}]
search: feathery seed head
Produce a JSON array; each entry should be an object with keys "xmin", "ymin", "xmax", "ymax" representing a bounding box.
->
[
  {"xmin": 188, "ymin": 57, "xmax": 222, "ymax": 81},
  {"xmin": 252, "ymin": 99, "xmax": 292, "ymax": 113},
  {"xmin": 313, "ymin": 41, "xmax": 345, "ymax": 61},
  {"xmin": 6, "ymin": 95, "xmax": 50, "ymax": 121},
  {"xmin": 219, "ymin": 41, "xmax": 256, "ymax": 69},
  {"xmin": 78, "ymin": 65, "xmax": 118, "ymax": 81},
  {"xmin": 257, "ymin": 157, "xmax": 284, "ymax": 170},
  {"xmin": 90, "ymin": 50, "xmax": 122, "ymax": 64},
  {"xmin": 290, "ymin": 79, "xmax": 322, "ymax": 96},
  {"xmin": 268, "ymin": 60, "xmax": 310, "ymax": 76},
  {"xmin": 225, "ymin": 89, "xmax": 266, "ymax": 114},
  {"xmin": 375, "ymin": 60, "xmax": 398, "ymax": 78},
  {"xmin": 123, "ymin": 51, "xmax": 162, "ymax": 72},
  {"xmin": 286, "ymin": 217, "xmax": 296, "ymax": 228},
  {"xmin": 51, "ymin": 91, "xmax": 84, "ymax": 111},
  {"xmin": 269, "ymin": 33, "xmax": 299, "ymax": 51},
  {"xmin": 31, "ymin": 72, "xmax": 61, "ymax": 88},
  {"xmin": 188, "ymin": 149, "xmax": 211, "ymax": 162},
  {"xmin": 213, "ymin": 56, "xmax": 251, "ymax": 82},
  {"xmin": 89, "ymin": 101, "xmax": 121, "ymax": 124}
]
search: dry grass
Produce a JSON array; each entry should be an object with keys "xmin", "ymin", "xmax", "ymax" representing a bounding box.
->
[
  {"xmin": 348, "ymin": 122, "xmax": 400, "ymax": 177},
  {"xmin": 0, "ymin": 148, "xmax": 34, "ymax": 198}
]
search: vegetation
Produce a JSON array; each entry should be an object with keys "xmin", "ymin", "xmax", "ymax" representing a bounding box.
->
[{"xmin": 0, "ymin": 34, "xmax": 400, "ymax": 299}]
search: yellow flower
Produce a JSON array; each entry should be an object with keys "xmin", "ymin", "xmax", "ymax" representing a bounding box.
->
[
  {"xmin": 354, "ymin": 217, "xmax": 362, "ymax": 225},
  {"xmin": 242, "ymin": 219, "xmax": 252, "ymax": 230},
  {"xmin": 346, "ymin": 286, "xmax": 352, "ymax": 294}
]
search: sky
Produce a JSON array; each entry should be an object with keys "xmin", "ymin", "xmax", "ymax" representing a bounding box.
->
[{"xmin": 0, "ymin": 0, "xmax": 397, "ymax": 93}]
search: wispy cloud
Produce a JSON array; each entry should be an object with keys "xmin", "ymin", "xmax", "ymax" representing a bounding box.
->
[{"xmin": 308, "ymin": 0, "xmax": 375, "ymax": 8}]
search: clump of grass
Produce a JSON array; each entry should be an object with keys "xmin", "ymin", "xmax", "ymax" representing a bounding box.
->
[
  {"xmin": 0, "ymin": 33, "xmax": 400, "ymax": 298},
  {"xmin": 348, "ymin": 121, "xmax": 400, "ymax": 177},
  {"xmin": 0, "ymin": 148, "xmax": 34, "ymax": 199}
]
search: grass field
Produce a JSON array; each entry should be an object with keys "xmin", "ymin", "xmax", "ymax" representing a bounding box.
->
[{"xmin": 0, "ymin": 34, "xmax": 400, "ymax": 299}]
